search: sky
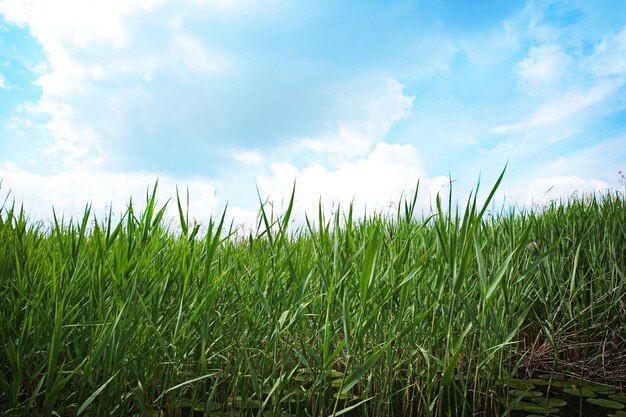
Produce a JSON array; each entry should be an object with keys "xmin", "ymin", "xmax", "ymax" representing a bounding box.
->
[{"xmin": 1, "ymin": 0, "xmax": 625, "ymax": 228}]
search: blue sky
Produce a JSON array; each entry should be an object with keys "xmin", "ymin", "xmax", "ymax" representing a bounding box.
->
[{"xmin": 1, "ymin": 0, "xmax": 625, "ymax": 226}]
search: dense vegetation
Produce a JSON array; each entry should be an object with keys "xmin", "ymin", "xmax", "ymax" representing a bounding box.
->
[{"xmin": 1, "ymin": 175, "xmax": 625, "ymax": 417}]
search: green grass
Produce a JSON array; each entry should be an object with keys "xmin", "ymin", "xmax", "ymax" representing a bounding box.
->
[{"xmin": 1, "ymin": 175, "xmax": 624, "ymax": 417}]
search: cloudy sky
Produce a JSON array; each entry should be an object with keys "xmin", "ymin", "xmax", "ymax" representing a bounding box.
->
[{"xmin": 1, "ymin": 0, "xmax": 625, "ymax": 227}]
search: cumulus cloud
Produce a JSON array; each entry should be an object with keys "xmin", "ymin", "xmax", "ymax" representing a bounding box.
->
[
  {"xmin": 0, "ymin": 161, "xmax": 219, "ymax": 225},
  {"xmin": 0, "ymin": 0, "xmax": 238, "ymax": 172},
  {"xmin": 516, "ymin": 44, "xmax": 572, "ymax": 92},
  {"xmin": 250, "ymin": 79, "xmax": 438, "ymax": 224},
  {"xmin": 233, "ymin": 151, "xmax": 262, "ymax": 165},
  {"xmin": 496, "ymin": 24, "xmax": 626, "ymax": 135},
  {"xmin": 299, "ymin": 79, "xmax": 414, "ymax": 162},
  {"xmin": 0, "ymin": 73, "xmax": 8, "ymax": 89},
  {"xmin": 23, "ymin": 99, "xmax": 103, "ymax": 169},
  {"xmin": 498, "ymin": 137, "xmax": 625, "ymax": 207},
  {"xmin": 0, "ymin": 0, "xmax": 169, "ymax": 170},
  {"xmin": 2, "ymin": 0, "xmax": 302, "ymax": 179},
  {"xmin": 0, "ymin": 0, "xmax": 163, "ymax": 48},
  {"xmin": 506, "ymin": 175, "xmax": 610, "ymax": 207},
  {"xmin": 257, "ymin": 142, "xmax": 449, "ymax": 222}
]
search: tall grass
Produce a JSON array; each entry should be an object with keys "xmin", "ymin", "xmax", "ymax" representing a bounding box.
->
[{"xmin": 0, "ymin": 176, "xmax": 624, "ymax": 417}]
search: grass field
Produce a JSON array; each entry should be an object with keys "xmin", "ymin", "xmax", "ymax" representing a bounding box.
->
[{"xmin": 1, "ymin": 174, "xmax": 625, "ymax": 417}]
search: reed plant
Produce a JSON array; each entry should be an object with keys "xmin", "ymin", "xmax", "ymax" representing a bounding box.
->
[{"xmin": 0, "ymin": 175, "xmax": 624, "ymax": 417}]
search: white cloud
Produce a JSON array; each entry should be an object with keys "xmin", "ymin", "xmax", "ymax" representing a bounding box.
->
[
  {"xmin": 0, "ymin": 0, "xmax": 163, "ymax": 48},
  {"xmin": 171, "ymin": 33, "xmax": 232, "ymax": 75},
  {"xmin": 0, "ymin": 0, "xmax": 236, "ymax": 171},
  {"xmin": 257, "ymin": 142, "xmax": 448, "ymax": 222},
  {"xmin": 536, "ymin": 136, "xmax": 626, "ymax": 181},
  {"xmin": 0, "ymin": 162, "xmax": 220, "ymax": 225},
  {"xmin": 587, "ymin": 27, "xmax": 626, "ymax": 78},
  {"xmin": 299, "ymin": 79, "xmax": 414, "ymax": 162},
  {"xmin": 358, "ymin": 79, "xmax": 415, "ymax": 137},
  {"xmin": 506, "ymin": 175, "xmax": 610, "ymax": 207},
  {"xmin": 4, "ymin": 116, "xmax": 33, "ymax": 134},
  {"xmin": 0, "ymin": 0, "xmax": 168, "ymax": 170},
  {"xmin": 31, "ymin": 42, "xmax": 102, "ymax": 97},
  {"xmin": 299, "ymin": 127, "xmax": 373, "ymax": 161},
  {"xmin": 516, "ymin": 44, "xmax": 572, "ymax": 92},
  {"xmin": 493, "ymin": 78, "xmax": 623, "ymax": 134},
  {"xmin": 458, "ymin": 20, "xmax": 522, "ymax": 66},
  {"xmin": 225, "ymin": 205, "xmax": 260, "ymax": 234},
  {"xmin": 185, "ymin": 0, "xmax": 284, "ymax": 14},
  {"xmin": 498, "ymin": 138, "xmax": 625, "ymax": 207},
  {"xmin": 496, "ymin": 25, "xmax": 626, "ymax": 136},
  {"xmin": 233, "ymin": 151, "xmax": 262, "ymax": 165},
  {"xmin": 19, "ymin": 98, "xmax": 103, "ymax": 169},
  {"xmin": 0, "ymin": 73, "xmax": 8, "ymax": 89}
]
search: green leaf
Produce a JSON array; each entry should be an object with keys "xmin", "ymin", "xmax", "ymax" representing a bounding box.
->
[
  {"xmin": 154, "ymin": 373, "xmax": 217, "ymax": 403},
  {"xmin": 359, "ymin": 226, "xmax": 381, "ymax": 307},
  {"xmin": 77, "ymin": 371, "xmax": 119, "ymax": 415},
  {"xmin": 340, "ymin": 340, "xmax": 391, "ymax": 395},
  {"xmin": 329, "ymin": 397, "xmax": 374, "ymax": 417}
]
